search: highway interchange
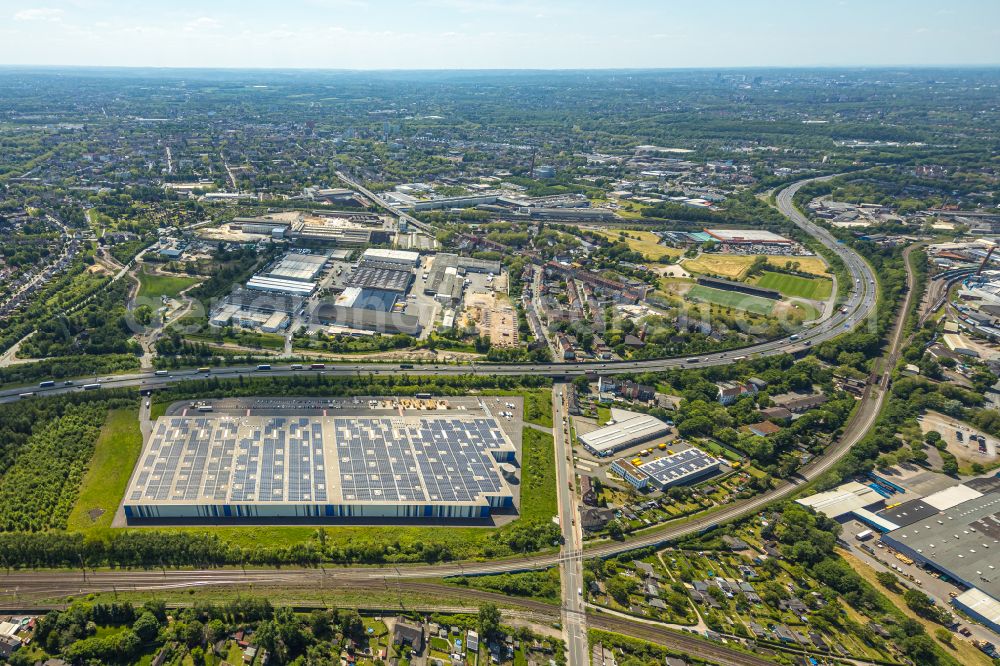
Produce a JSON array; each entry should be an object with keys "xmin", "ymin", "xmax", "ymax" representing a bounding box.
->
[{"xmin": 0, "ymin": 176, "xmax": 900, "ymax": 666}]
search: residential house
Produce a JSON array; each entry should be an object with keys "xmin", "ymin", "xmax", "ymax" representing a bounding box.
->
[
  {"xmin": 579, "ymin": 506, "xmax": 615, "ymax": 532},
  {"xmin": 579, "ymin": 475, "xmax": 597, "ymax": 506},
  {"xmin": 743, "ymin": 420, "xmax": 781, "ymax": 437},
  {"xmin": 716, "ymin": 381, "xmax": 757, "ymax": 406},
  {"xmin": 758, "ymin": 406, "xmax": 792, "ymax": 422},
  {"xmin": 393, "ymin": 621, "xmax": 424, "ymax": 653}
]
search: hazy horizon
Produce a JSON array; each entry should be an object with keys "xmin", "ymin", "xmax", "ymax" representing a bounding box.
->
[{"xmin": 1, "ymin": 0, "xmax": 998, "ymax": 70}]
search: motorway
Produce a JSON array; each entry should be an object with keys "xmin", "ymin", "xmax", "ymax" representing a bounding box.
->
[
  {"xmin": 0, "ymin": 174, "xmax": 876, "ymax": 403},
  {"xmin": 0, "ymin": 175, "xmax": 896, "ymax": 576},
  {"xmin": 0, "ymin": 175, "xmax": 898, "ymax": 664}
]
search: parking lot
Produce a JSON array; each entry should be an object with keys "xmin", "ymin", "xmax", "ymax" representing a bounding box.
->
[{"xmin": 918, "ymin": 409, "xmax": 998, "ymax": 465}]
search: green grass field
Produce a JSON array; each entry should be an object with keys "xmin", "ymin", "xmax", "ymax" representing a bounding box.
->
[
  {"xmin": 755, "ymin": 271, "xmax": 832, "ymax": 300},
  {"xmin": 67, "ymin": 409, "xmax": 143, "ymax": 531},
  {"xmin": 686, "ymin": 285, "xmax": 775, "ymax": 315},
  {"xmin": 791, "ymin": 300, "xmax": 822, "ymax": 321},
  {"xmin": 136, "ymin": 266, "xmax": 200, "ymax": 301}
]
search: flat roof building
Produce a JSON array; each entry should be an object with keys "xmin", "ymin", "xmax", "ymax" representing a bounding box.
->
[
  {"xmin": 125, "ymin": 413, "xmax": 516, "ymax": 522},
  {"xmin": 265, "ymin": 253, "xmax": 328, "ymax": 282},
  {"xmin": 704, "ymin": 228, "xmax": 792, "ymax": 244},
  {"xmin": 880, "ymin": 488, "xmax": 1000, "ymax": 632},
  {"xmin": 311, "ymin": 304, "xmax": 421, "ymax": 336},
  {"xmin": 346, "ymin": 265, "xmax": 413, "ymax": 293},
  {"xmin": 611, "ymin": 448, "xmax": 722, "ymax": 491},
  {"xmin": 424, "ymin": 254, "xmax": 501, "ymax": 296},
  {"xmin": 246, "ymin": 275, "xmax": 317, "ymax": 297},
  {"xmin": 578, "ymin": 410, "xmax": 670, "ymax": 457},
  {"xmin": 796, "ymin": 481, "xmax": 886, "ymax": 520},
  {"xmin": 361, "ymin": 248, "xmax": 420, "ymax": 268}
]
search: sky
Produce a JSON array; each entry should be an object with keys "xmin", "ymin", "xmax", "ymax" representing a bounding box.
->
[{"xmin": 0, "ymin": 0, "xmax": 998, "ymax": 70}]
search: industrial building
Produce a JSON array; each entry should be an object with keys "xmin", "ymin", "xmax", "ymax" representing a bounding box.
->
[
  {"xmin": 579, "ymin": 410, "xmax": 671, "ymax": 457},
  {"xmin": 243, "ymin": 251, "xmax": 329, "ymax": 297},
  {"xmin": 795, "ymin": 481, "xmax": 888, "ymax": 525},
  {"xmin": 704, "ymin": 229, "xmax": 793, "ymax": 245},
  {"xmin": 124, "ymin": 413, "xmax": 516, "ymax": 522},
  {"xmin": 360, "ymin": 248, "xmax": 420, "ymax": 268},
  {"xmin": 881, "ymin": 488, "xmax": 1000, "ymax": 633},
  {"xmin": 799, "ymin": 478, "xmax": 1000, "ymax": 633},
  {"xmin": 424, "ymin": 254, "xmax": 501, "ymax": 306},
  {"xmin": 312, "ymin": 303, "xmax": 422, "ymax": 336},
  {"xmin": 611, "ymin": 448, "xmax": 722, "ymax": 491},
  {"xmin": 265, "ymin": 253, "xmax": 328, "ymax": 282},
  {"xmin": 231, "ymin": 213, "xmax": 389, "ymax": 246},
  {"xmin": 345, "ymin": 265, "xmax": 413, "ymax": 293},
  {"xmin": 245, "ymin": 275, "xmax": 316, "ymax": 297}
]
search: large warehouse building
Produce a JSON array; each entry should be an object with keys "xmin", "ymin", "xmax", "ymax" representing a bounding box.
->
[
  {"xmin": 124, "ymin": 414, "xmax": 516, "ymax": 522},
  {"xmin": 579, "ymin": 409, "xmax": 670, "ymax": 457},
  {"xmin": 798, "ymin": 478, "xmax": 1000, "ymax": 634},
  {"xmin": 704, "ymin": 228, "xmax": 793, "ymax": 244},
  {"xmin": 880, "ymin": 486, "xmax": 1000, "ymax": 633}
]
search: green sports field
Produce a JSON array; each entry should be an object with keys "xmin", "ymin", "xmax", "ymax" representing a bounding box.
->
[
  {"xmin": 686, "ymin": 285, "xmax": 775, "ymax": 315},
  {"xmin": 136, "ymin": 266, "xmax": 201, "ymax": 301},
  {"xmin": 755, "ymin": 271, "xmax": 832, "ymax": 300}
]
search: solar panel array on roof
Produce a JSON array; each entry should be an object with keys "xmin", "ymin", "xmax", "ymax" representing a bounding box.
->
[
  {"xmin": 125, "ymin": 414, "xmax": 514, "ymax": 518},
  {"xmin": 346, "ymin": 265, "xmax": 413, "ymax": 293},
  {"xmin": 335, "ymin": 418, "xmax": 507, "ymax": 503},
  {"xmin": 637, "ymin": 448, "xmax": 722, "ymax": 488}
]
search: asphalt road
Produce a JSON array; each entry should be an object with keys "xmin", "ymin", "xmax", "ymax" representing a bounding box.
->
[
  {"xmin": 552, "ymin": 384, "xmax": 588, "ymax": 666},
  {"xmin": 0, "ymin": 174, "xmax": 877, "ymax": 403},
  {"xmin": 0, "ymin": 174, "xmax": 898, "ymax": 576},
  {"xmin": 0, "ymin": 175, "xmax": 909, "ymax": 665}
]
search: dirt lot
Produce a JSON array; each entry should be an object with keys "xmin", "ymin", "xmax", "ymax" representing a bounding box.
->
[
  {"xmin": 681, "ymin": 253, "xmax": 828, "ymax": 279},
  {"xmin": 463, "ymin": 292, "xmax": 518, "ymax": 347},
  {"xmin": 918, "ymin": 410, "xmax": 998, "ymax": 466}
]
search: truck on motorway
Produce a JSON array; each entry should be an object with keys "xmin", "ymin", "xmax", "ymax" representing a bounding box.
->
[
  {"xmin": 310, "ymin": 363, "xmax": 326, "ymax": 369},
  {"xmin": 686, "ymin": 357, "xmax": 700, "ymax": 363},
  {"xmin": 789, "ymin": 334, "xmax": 800, "ymax": 341},
  {"xmin": 38, "ymin": 380, "xmax": 55, "ymax": 388},
  {"xmin": 155, "ymin": 370, "xmax": 169, "ymax": 376},
  {"xmin": 82, "ymin": 383, "xmax": 102, "ymax": 390},
  {"xmin": 197, "ymin": 367, "xmax": 211, "ymax": 373},
  {"xmin": 256, "ymin": 364, "xmax": 271, "ymax": 371},
  {"xmin": 400, "ymin": 363, "xmax": 414, "ymax": 369},
  {"xmin": 290, "ymin": 364, "xmax": 303, "ymax": 370},
  {"xmin": 18, "ymin": 392, "xmax": 35, "ymax": 399}
]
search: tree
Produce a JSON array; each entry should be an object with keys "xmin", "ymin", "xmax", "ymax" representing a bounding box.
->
[
  {"xmin": 478, "ymin": 602, "xmax": 501, "ymax": 641},
  {"xmin": 934, "ymin": 627, "xmax": 953, "ymax": 646},
  {"xmin": 132, "ymin": 611, "xmax": 160, "ymax": 642},
  {"xmin": 875, "ymin": 571, "xmax": 899, "ymax": 591}
]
